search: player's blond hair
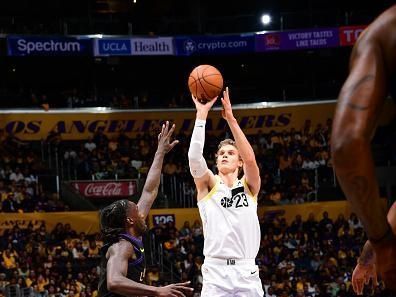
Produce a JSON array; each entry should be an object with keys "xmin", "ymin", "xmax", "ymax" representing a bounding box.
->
[
  {"xmin": 215, "ymin": 139, "xmax": 243, "ymax": 175},
  {"xmin": 216, "ymin": 139, "xmax": 238, "ymax": 157}
]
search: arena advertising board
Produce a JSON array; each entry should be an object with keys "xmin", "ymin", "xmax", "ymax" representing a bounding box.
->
[
  {"xmin": 0, "ymin": 201, "xmax": 369, "ymax": 234},
  {"xmin": 94, "ymin": 37, "xmax": 174, "ymax": 56},
  {"xmin": 255, "ymin": 28, "xmax": 340, "ymax": 51},
  {"xmin": 1, "ymin": 100, "xmax": 394, "ymax": 140},
  {"xmin": 0, "ymin": 212, "xmax": 101, "ymax": 234},
  {"xmin": 94, "ymin": 38, "xmax": 133, "ymax": 56},
  {"xmin": 130, "ymin": 37, "xmax": 174, "ymax": 55},
  {"xmin": 71, "ymin": 180, "xmax": 138, "ymax": 198},
  {"xmin": 339, "ymin": 25, "xmax": 367, "ymax": 46},
  {"xmin": 174, "ymin": 34, "xmax": 255, "ymax": 55},
  {"xmin": 6, "ymin": 26, "xmax": 367, "ymax": 57},
  {"xmin": 7, "ymin": 36, "xmax": 92, "ymax": 56},
  {"xmin": 0, "ymin": 101, "xmax": 334, "ymax": 140}
]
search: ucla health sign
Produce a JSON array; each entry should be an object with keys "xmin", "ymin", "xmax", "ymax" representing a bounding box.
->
[
  {"xmin": 7, "ymin": 36, "xmax": 92, "ymax": 56},
  {"xmin": 131, "ymin": 37, "xmax": 174, "ymax": 55},
  {"xmin": 175, "ymin": 35, "xmax": 255, "ymax": 56},
  {"xmin": 94, "ymin": 38, "xmax": 132, "ymax": 56}
]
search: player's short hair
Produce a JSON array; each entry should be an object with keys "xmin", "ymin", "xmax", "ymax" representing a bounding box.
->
[
  {"xmin": 217, "ymin": 139, "xmax": 237, "ymax": 151},
  {"xmin": 216, "ymin": 139, "xmax": 241, "ymax": 160},
  {"xmin": 215, "ymin": 139, "xmax": 243, "ymax": 175}
]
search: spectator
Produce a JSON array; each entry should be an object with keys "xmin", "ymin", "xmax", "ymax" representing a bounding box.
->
[
  {"xmin": 348, "ymin": 213, "xmax": 363, "ymax": 231},
  {"xmin": 146, "ymin": 266, "xmax": 160, "ymax": 285},
  {"xmin": 9, "ymin": 167, "xmax": 24, "ymax": 183},
  {"xmin": 179, "ymin": 221, "xmax": 192, "ymax": 239},
  {"xmin": 92, "ymin": 127, "xmax": 108, "ymax": 147},
  {"xmin": 191, "ymin": 220, "xmax": 203, "ymax": 243},
  {"xmin": 84, "ymin": 137, "xmax": 97, "ymax": 152},
  {"xmin": 108, "ymin": 137, "xmax": 118, "ymax": 152},
  {"xmin": 269, "ymin": 186, "xmax": 282, "ymax": 205}
]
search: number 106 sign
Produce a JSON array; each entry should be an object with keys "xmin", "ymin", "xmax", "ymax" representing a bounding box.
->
[{"xmin": 152, "ymin": 214, "xmax": 175, "ymax": 226}]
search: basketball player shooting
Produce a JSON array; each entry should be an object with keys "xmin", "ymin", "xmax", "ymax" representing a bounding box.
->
[
  {"xmin": 331, "ymin": 4, "xmax": 396, "ymax": 292},
  {"xmin": 188, "ymin": 87, "xmax": 264, "ymax": 296}
]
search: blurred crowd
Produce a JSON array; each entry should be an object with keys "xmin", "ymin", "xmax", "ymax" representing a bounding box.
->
[
  {"xmin": 58, "ymin": 119, "xmax": 334, "ymax": 206},
  {"xmin": 149, "ymin": 211, "xmax": 390, "ymax": 297},
  {"xmin": 0, "ymin": 222, "xmax": 101, "ymax": 297},
  {"xmin": 0, "ymin": 132, "xmax": 66, "ymax": 213},
  {"xmin": 1, "ymin": 89, "xmax": 193, "ymax": 110},
  {"xmin": 2, "ymin": 211, "xmax": 389, "ymax": 297}
]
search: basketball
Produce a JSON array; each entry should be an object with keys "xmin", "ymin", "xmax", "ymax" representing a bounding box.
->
[{"xmin": 188, "ymin": 65, "xmax": 224, "ymax": 103}]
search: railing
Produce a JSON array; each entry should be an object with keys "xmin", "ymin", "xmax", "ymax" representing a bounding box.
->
[
  {"xmin": 161, "ymin": 174, "xmax": 195, "ymax": 208},
  {"xmin": 37, "ymin": 174, "xmax": 59, "ymax": 195},
  {"xmin": 60, "ymin": 181, "xmax": 96, "ymax": 211},
  {"xmin": 5, "ymin": 285, "xmax": 20, "ymax": 297},
  {"xmin": 147, "ymin": 231, "xmax": 181, "ymax": 283},
  {"xmin": 4, "ymin": 284, "xmax": 48, "ymax": 297},
  {"xmin": 20, "ymin": 287, "xmax": 35, "ymax": 297}
]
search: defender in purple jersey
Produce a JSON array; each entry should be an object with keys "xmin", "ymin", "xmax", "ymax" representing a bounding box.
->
[{"xmin": 98, "ymin": 122, "xmax": 192, "ymax": 297}]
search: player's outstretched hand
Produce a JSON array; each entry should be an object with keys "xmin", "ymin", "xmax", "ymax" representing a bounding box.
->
[
  {"xmin": 191, "ymin": 94, "xmax": 217, "ymax": 114},
  {"xmin": 220, "ymin": 87, "xmax": 235, "ymax": 122},
  {"xmin": 352, "ymin": 263, "xmax": 378, "ymax": 295},
  {"xmin": 155, "ymin": 281, "xmax": 193, "ymax": 297},
  {"xmin": 372, "ymin": 236, "xmax": 396, "ymax": 291},
  {"xmin": 157, "ymin": 121, "xmax": 179, "ymax": 154}
]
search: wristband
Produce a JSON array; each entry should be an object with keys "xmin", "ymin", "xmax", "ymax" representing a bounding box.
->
[{"xmin": 369, "ymin": 222, "xmax": 394, "ymax": 245}]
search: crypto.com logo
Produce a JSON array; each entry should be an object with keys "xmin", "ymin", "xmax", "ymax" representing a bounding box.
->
[{"xmin": 183, "ymin": 39, "xmax": 196, "ymax": 53}]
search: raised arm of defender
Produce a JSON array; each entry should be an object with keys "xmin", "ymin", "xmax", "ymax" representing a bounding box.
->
[{"xmin": 137, "ymin": 121, "xmax": 178, "ymax": 219}]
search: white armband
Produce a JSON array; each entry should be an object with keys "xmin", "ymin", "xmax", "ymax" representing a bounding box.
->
[{"xmin": 188, "ymin": 119, "xmax": 208, "ymax": 178}]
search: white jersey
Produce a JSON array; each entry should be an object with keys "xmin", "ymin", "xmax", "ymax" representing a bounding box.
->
[{"xmin": 197, "ymin": 175, "xmax": 261, "ymax": 259}]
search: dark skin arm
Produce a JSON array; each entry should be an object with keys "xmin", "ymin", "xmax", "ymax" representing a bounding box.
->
[
  {"xmin": 332, "ymin": 5, "xmax": 396, "ymax": 289},
  {"xmin": 137, "ymin": 121, "xmax": 178, "ymax": 220},
  {"xmin": 358, "ymin": 202, "xmax": 396, "ymax": 264},
  {"xmin": 106, "ymin": 240, "xmax": 192, "ymax": 297},
  {"xmin": 358, "ymin": 240, "xmax": 376, "ymax": 266},
  {"xmin": 351, "ymin": 202, "xmax": 396, "ymax": 294},
  {"xmin": 332, "ymin": 30, "xmax": 389, "ymax": 241}
]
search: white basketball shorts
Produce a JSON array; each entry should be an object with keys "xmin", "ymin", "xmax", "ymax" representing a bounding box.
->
[{"xmin": 200, "ymin": 257, "xmax": 264, "ymax": 297}]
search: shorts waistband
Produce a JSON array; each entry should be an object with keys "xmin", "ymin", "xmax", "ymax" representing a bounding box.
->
[{"xmin": 204, "ymin": 257, "xmax": 255, "ymax": 266}]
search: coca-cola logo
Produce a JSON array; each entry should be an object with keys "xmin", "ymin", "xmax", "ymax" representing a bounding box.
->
[
  {"xmin": 84, "ymin": 182, "xmax": 122, "ymax": 197},
  {"xmin": 72, "ymin": 180, "xmax": 137, "ymax": 198}
]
